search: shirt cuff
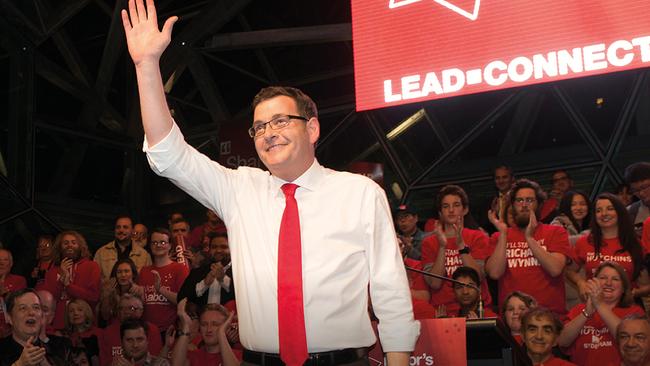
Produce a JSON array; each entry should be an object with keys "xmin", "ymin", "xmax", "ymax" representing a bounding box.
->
[
  {"xmin": 222, "ymin": 275, "xmax": 231, "ymax": 292},
  {"xmin": 195, "ymin": 280, "xmax": 207, "ymax": 297},
  {"xmin": 142, "ymin": 121, "xmax": 184, "ymax": 173}
]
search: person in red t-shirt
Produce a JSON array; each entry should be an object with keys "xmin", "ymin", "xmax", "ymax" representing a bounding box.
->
[
  {"xmin": 501, "ymin": 291, "xmax": 538, "ymax": 345},
  {"xmin": 188, "ymin": 209, "xmax": 227, "ymax": 249},
  {"xmin": 0, "ymin": 248, "xmax": 27, "ymax": 337},
  {"xmin": 485, "ymin": 179, "xmax": 574, "ymax": 316},
  {"xmin": 558, "ymin": 261, "xmax": 645, "ymax": 366},
  {"xmin": 399, "ymin": 236, "xmax": 435, "ymax": 319},
  {"xmin": 29, "ymin": 235, "xmax": 55, "ymax": 288},
  {"xmin": 171, "ymin": 298, "xmax": 240, "ymax": 366},
  {"xmin": 451, "ymin": 266, "xmax": 496, "ymax": 318},
  {"xmin": 539, "ymin": 170, "xmax": 574, "ymax": 223},
  {"xmin": 139, "ymin": 228, "xmax": 189, "ymax": 334},
  {"xmin": 566, "ymin": 193, "xmax": 650, "ymax": 303},
  {"xmin": 99, "ymin": 293, "xmax": 163, "ymax": 366},
  {"xmin": 422, "ymin": 184, "xmax": 492, "ymax": 316},
  {"xmin": 521, "ymin": 307, "xmax": 576, "ymax": 366},
  {"xmin": 643, "ymin": 217, "xmax": 650, "ymax": 250},
  {"xmin": 41, "ymin": 230, "xmax": 101, "ymax": 330}
]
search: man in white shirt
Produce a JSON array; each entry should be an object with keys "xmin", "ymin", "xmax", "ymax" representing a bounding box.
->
[{"xmin": 121, "ymin": 0, "xmax": 419, "ymax": 365}]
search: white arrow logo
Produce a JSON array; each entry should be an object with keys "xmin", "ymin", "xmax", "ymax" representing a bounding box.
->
[{"xmin": 388, "ymin": 0, "xmax": 481, "ymax": 21}]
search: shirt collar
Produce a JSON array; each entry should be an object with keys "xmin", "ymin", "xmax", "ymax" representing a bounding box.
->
[{"xmin": 271, "ymin": 159, "xmax": 324, "ymax": 196}]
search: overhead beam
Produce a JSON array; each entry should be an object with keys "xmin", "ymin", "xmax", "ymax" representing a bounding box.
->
[{"xmin": 203, "ymin": 23, "xmax": 352, "ymax": 51}]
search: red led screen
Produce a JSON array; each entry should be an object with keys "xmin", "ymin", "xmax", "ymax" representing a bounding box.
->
[{"xmin": 351, "ymin": 0, "xmax": 650, "ymax": 111}]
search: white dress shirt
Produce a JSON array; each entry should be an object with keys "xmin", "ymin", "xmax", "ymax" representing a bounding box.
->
[{"xmin": 143, "ymin": 122, "xmax": 419, "ymax": 353}]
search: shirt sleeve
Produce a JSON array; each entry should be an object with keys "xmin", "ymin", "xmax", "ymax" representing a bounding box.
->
[
  {"xmin": 142, "ymin": 122, "xmax": 238, "ymax": 222},
  {"xmin": 642, "ymin": 217, "xmax": 650, "ymax": 253},
  {"xmin": 66, "ymin": 260, "xmax": 101, "ymax": 303},
  {"xmin": 420, "ymin": 236, "xmax": 439, "ymax": 266},
  {"xmin": 573, "ymin": 236, "xmax": 589, "ymax": 267},
  {"xmin": 366, "ymin": 184, "xmax": 420, "ymax": 352},
  {"xmin": 467, "ymin": 230, "xmax": 491, "ymax": 260},
  {"xmin": 545, "ymin": 225, "xmax": 574, "ymax": 263}
]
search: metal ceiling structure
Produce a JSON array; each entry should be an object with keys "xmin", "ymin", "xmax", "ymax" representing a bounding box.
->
[{"xmin": 1, "ymin": 0, "xmax": 649, "ymax": 269}]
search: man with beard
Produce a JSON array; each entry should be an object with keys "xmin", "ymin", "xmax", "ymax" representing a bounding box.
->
[
  {"xmin": 0, "ymin": 249, "xmax": 27, "ymax": 337},
  {"xmin": 99, "ymin": 293, "xmax": 163, "ymax": 366},
  {"xmin": 41, "ymin": 230, "xmax": 101, "ymax": 330},
  {"xmin": 132, "ymin": 224, "xmax": 149, "ymax": 249},
  {"xmin": 0, "ymin": 288, "xmax": 56, "ymax": 366},
  {"xmin": 95, "ymin": 216, "xmax": 152, "ymax": 280},
  {"xmin": 179, "ymin": 232, "xmax": 234, "ymax": 307},
  {"xmin": 485, "ymin": 179, "xmax": 573, "ymax": 316},
  {"xmin": 112, "ymin": 319, "xmax": 169, "ymax": 366}
]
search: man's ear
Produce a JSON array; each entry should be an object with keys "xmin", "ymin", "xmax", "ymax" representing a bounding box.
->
[{"xmin": 307, "ymin": 117, "xmax": 320, "ymax": 145}]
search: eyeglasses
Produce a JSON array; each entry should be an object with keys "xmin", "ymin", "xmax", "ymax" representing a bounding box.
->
[
  {"xmin": 120, "ymin": 305, "xmax": 143, "ymax": 312},
  {"xmin": 514, "ymin": 197, "xmax": 537, "ymax": 204},
  {"xmin": 248, "ymin": 114, "xmax": 308, "ymax": 138},
  {"xmin": 630, "ymin": 183, "xmax": 650, "ymax": 195},
  {"xmin": 150, "ymin": 240, "xmax": 168, "ymax": 246}
]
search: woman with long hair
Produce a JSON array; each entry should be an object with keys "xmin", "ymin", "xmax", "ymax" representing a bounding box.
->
[
  {"xmin": 566, "ymin": 193, "xmax": 650, "ymax": 301},
  {"xmin": 500, "ymin": 291, "xmax": 537, "ymax": 345},
  {"xmin": 550, "ymin": 190, "xmax": 591, "ymax": 245},
  {"xmin": 98, "ymin": 258, "xmax": 143, "ymax": 324},
  {"xmin": 558, "ymin": 261, "xmax": 645, "ymax": 366}
]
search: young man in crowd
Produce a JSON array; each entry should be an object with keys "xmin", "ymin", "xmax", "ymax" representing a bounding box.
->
[
  {"xmin": 122, "ymin": 0, "xmax": 418, "ymax": 364},
  {"xmin": 539, "ymin": 170, "xmax": 574, "ymax": 223},
  {"xmin": 485, "ymin": 179, "xmax": 573, "ymax": 317},
  {"xmin": 625, "ymin": 162, "xmax": 650, "ymax": 237},
  {"xmin": 451, "ymin": 266, "xmax": 495, "ymax": 318},
  {"xmin": 100, "ymin": 293, "xmax": 163, "ymax": 366},
  {"xmin": 617, "ymin": 314, "xmax": 650, "ymax": 366},
  {"xmin": 138, "ymin": 228, "xmax": 189, "ymax": 335},
  {"xmin": 422, "ymin": 185, "xmax": 491, "ymax": 315},
  {"xmin": 179, "ymin": 232, "xmax": 234, "ymax": 307},
  {"xmin": 95, "ymin": 215, "xmax": 152, "ymax": 280},
  {"xmin": 521, "ymin": 307, "xmax": 575, "ymax": 365},
  {"xmin": 112, "ymin": 318, "xmax": 169, "ymax": 366},
  {"xmin": 481, "ymin": 165, "xmax": 515, "ymax": 233},
  {"xmin": 41, "ymin": 230, "xmax": 101, "ymax": 330},
  {"xmin": 188, "ymin": 209, "xmax": 227, "ymax": 249},
  {"xmin": 394, "ymin": 204, "xmax": 431, "ymax": 260}
]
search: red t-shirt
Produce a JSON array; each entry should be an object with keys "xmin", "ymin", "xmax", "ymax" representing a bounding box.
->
[
  {"xmin": 404, "ymin": 258, "xmax": 436, "ymax": 319},
  {"xmin": 489, "ymin": 224, "xmax": 573, "ymax": 315},
  {"xmin": 41, "ymin": 258, "xmax": 101, "ymax": 330},
  {"xmin": 99, "ymin": 320, "xmax": 162, "ymax": 366},
  {"xmin": 139, "ymin": 262, "xmax": 189, "ymax": 330},
  {"xmin": 187, "ymin": 348, "xmax": 242, "ymax": 366},
  {"xmin": 0, "ymin": 274, "xmax": 27, "ymax": 333},
  {"xmin": 421, "ymin": 228, "xmax": 492, "ymax": 314},
  {"xmin": 574, "ymin": 235, "xmax": 649, "ymax": 283},
  {"xmin": 534, "ymin": 356, "xmax": 576, "ymax": 366},
  {"xmin": 565, "ymin": 303, "xmax": 644, "ymax": 366},
  {"xmin": 540, "ymin": 197, "xmax": 559, "ymax": 222}
]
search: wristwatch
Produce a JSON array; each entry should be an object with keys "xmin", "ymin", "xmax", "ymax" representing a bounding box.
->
[
  {"xmin": 177, "ymin": 330, "xmax": 191, "ymax": 337},
  {"xmin": 458, "ymin": 247, "xmax": 471, "ymax": 255}
]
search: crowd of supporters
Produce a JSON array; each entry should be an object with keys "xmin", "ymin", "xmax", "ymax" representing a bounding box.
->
[{"xmin": 1, "ymin": 161, "xmax": 650, "ymax": 365}]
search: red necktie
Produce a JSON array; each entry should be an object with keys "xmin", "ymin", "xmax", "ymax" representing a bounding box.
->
[{"xmin": 278, "ymin": 183, "xmax": 308, "ymax": 366}]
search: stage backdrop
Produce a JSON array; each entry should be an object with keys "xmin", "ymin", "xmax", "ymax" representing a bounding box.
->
[{"xmin": 351, "ymin": 0, "xmax": 650, "ymax": 111}]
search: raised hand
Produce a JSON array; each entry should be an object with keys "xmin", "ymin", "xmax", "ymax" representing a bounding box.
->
[
  {"xmin": 453, "ymin": 216, "xmax": 464, "ymax": 247},
  {"xmin": 121, "ymin": 0, "xmax": 178, "ymax": 66},
  {"xmin": 151, "ymin": 270, "xmax": 161, "ymax": 293},
  {"xmin": 433, "ymin": 221, "xmax": 447, "ymax": 248},
  {"xmin": 525, "ymin": 209, "xmax": 538, "ymax": 238},
  {"xmin": 204, "ymin": 262, "xmax": 224, "ymax": 286},
  {"xmin": 17, "ymin": 336, "xmax": 47, "ymax": 366},
  {"xmin": 59, "ymin": 258, "xmax": 73, "ymax": 286},
  {"xmin": 176, "ymin": 298, "xmax": 192, "ymax": 328},
  {"xmin": 488, "ymin": 209, "xmax": 508, "ymax": 233},
  {"xmin": 164, "ymin": 325, "xmax": 177, "ymax": 348}
]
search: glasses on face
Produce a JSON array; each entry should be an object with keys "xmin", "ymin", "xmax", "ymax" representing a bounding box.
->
[
  {"xmin": 514, "ymin": 197, "xmax": 537, "ymax": 205},
  {"xmin": 120, "ymin": 305, "xmax": 143, "ymax": 312},
  {"xmin": 248, "ymin": 114, "xmax": 308, "ymax": 138},
  {"xmin": 150, "ymin": 240, "xmax": 168, "ymax": 247}
]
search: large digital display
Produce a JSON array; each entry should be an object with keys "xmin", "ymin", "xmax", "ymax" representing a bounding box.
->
[{"xmin": 351, "ymin": 0, "xmax": 650, "ymax": 111}]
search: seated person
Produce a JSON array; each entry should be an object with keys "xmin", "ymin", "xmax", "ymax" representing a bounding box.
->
[
  {"xmin": 37, "ymin": 290, "xmax": 71, "ymax": 361},
  {"xmin": 98, "ymin": 258, "xmax": 143, "ymax": 324},
  {"xmin": 558, "ymin": 261, "xmax": 645, "ymax": 366},
  {"xmin": 501, "ymin": 291, "xmax": 538, "ymax": 345},
  {"xmin": 521, "ymin": 307, "xmax": 576, "ymax": 365},
  {"xmin": 0, "ymin": 288, "xmax": 64, "ymax": 366},
  {"xmin": 64, "ymin": 299, "xmax": 101, "ymax": 366},
  {"xmin": 99, "ymin": 293, "xmax": 163, "ymax": 366},
  {"xmin": 617, "ymin": 314, "xmax": 650, "ymax": 366},
  {"xmin": 399, "ymin": 236, "xmax": 435, "ymax": 319},
  {"xmin": 451, "ymin": 266, "xmax": 496, "ymax": 318},
  {"xmin": 112, "ymin": 319, "xmax": 169, "ymax": 366},
  {"xmin": 0, "ymin": 248, "xmax": 27, "ymax": 338},
  {"xmin": 171, "ymin": 299, "xmax": 240, "ymax": 366}
]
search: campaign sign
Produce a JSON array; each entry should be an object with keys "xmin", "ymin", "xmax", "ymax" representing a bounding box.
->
[
  {"xmin": 351, "ymin": 0, "xmax": 650, "ymax": 111},
  {"xmin": 369, "ymin": 318, "xmax": 467, "ymax": 366}
]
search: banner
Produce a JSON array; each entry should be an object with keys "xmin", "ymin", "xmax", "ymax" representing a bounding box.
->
[
  {"xmin": 351, "ymin": 0, "xmax": 650, "ymax": 111},
  {"xmin": 369, "ymin": 318, "xmax": 467, "ymax": 366}
]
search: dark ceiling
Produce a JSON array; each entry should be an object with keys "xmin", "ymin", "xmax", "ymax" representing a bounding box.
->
[{"xmin": 1, "ymin": 0, "xmax": 649, "ymax": 260}]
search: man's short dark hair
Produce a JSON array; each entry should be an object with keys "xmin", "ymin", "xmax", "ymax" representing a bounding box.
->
[
  {"xmin": 207, "ymin": 231, "xmax": 228, "ymax": 241},
  {"xmin": 617, "ymin": 313, "xmax": 650, "ymax": 339},
  {"xmin": 115, "ymin": 215, "xmax": 133, "ymax": 225},
  {"xmin": 624, "ymin": 162, "xmax": 650, "ymax": 185},
  {"xmin": 5, "ymin": 288, "xmax": 40, "ymax": 314},
  {"xmin": 120, "ymin": 318, "xmax": 148, "ymax": 339},
  {"xmin": 437, "ymin": 185, "xmax": 469, "ymax": 209},
  {"xmin": 521, "ymin": 307, "xmax": 563, "ymax": 335},
  {"xmin": 151, "ymin": 227, "xmax": 172, "ymax": 238},
  {"xmin": 451, "ymin": 266, "xmax": 480, "ymax": 286},
  {"xmin": 170, "ymin": 218, "xmax": 190, "ymax": 228},
  {"xmin": 493, "ymin": 165, "xmax": 513, "ymax": 176},
  {"xmin": 509, "ymin": 178, "xmax": 547, "ymax": 207},
  {"xmin": 252, "ymin": 86, "xmax": 318, "ymax": 119}
]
